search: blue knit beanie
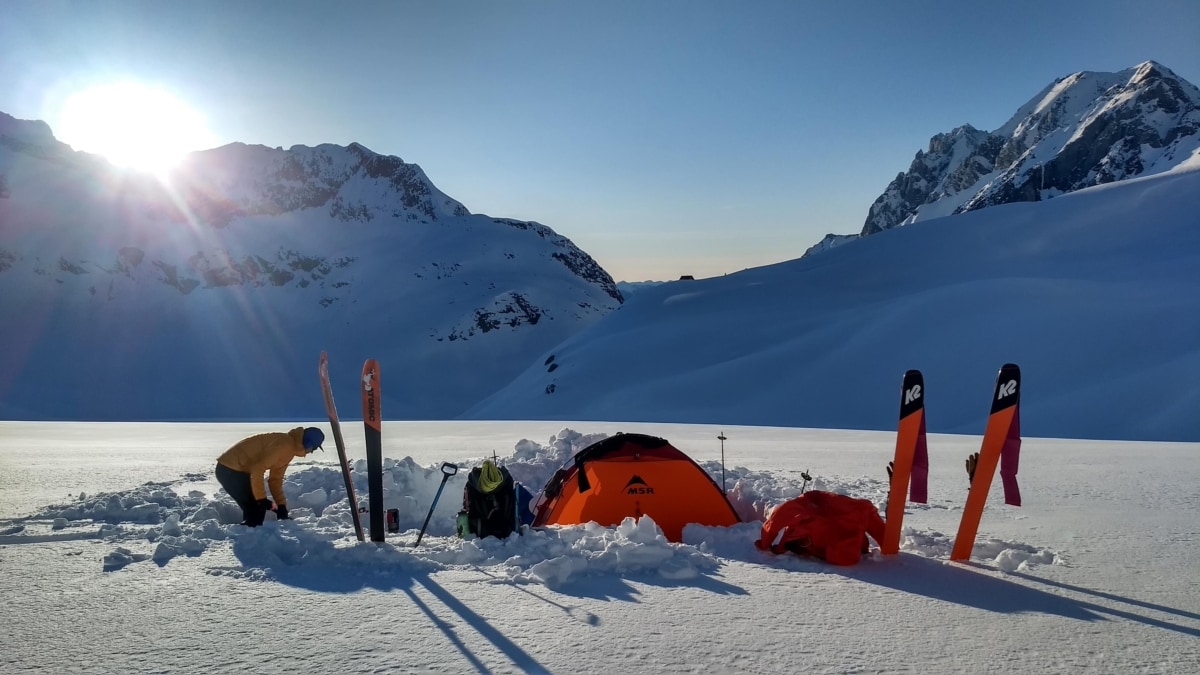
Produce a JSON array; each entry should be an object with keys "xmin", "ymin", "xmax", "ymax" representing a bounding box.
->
[{"xmin": 302, "ymin": 427, "xmax": 325, "ymax": 451}]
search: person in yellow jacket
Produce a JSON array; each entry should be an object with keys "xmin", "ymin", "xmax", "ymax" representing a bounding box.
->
[{"xmin": 215, "ymin": 427, "xmax": 325, "ymax": 527}]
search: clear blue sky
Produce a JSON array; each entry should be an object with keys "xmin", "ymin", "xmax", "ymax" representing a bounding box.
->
[{"xmin": 3, "ymin": 0, "xmax": 1198, "ymax": 281}]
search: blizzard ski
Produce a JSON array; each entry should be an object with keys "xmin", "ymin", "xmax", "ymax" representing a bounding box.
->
[
  {"xmin": 951, "ymin": 363, "xmax": 1022, "ymax": 562},
  {"xmin": 318, "ymin": 351, "xmax": 364, "ymax": 542},
  {"xmin": 361, "ymin": 358, "xmax": 385, "ymax": 542},
  {"xmin": 882, "ymin": 369, "xmax": 928, "ymax": 555}
]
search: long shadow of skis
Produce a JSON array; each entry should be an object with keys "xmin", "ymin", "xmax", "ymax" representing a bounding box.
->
[
  {"xmin": 841, "ymin": 554, "xmax": 1200, "ymax": 638},
  {"xmin": 399, "ymin": 584, "xmax": 491, "ymax": 673},
  {"xmin": 1001, "ymin": 568, "xmax": 1200, "ymax": 623},
  {"xmin": 233, "ymin": 535, "xmax": 551, "ymax": 673},
  {"xmin": 412, "ymin": 575, "xmax": 551, "ymax": 675},
  {"xmin": 471, "ymin": 569, "xmax": 601, "ymax": 626}
]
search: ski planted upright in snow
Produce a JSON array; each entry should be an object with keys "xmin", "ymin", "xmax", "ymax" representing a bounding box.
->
[
  {"xmin": 318, "ymin": 351, "xmax": 365, "ymax": 542},
  {"xmin": 951, "ymin": 363, "xmax": 1022, "ymax": 562},
  {"xmin": 361, "ymin": 359, "xmax": 385, "ymax": 542},
  {"xmin": 882, "ymin": 369, "xmax": 929, "ymax": 555}
]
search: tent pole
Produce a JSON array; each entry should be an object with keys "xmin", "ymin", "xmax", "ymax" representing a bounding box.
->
[{"xmin": 717, "ymin": 432, "xmax": 727, "ymax": 492}]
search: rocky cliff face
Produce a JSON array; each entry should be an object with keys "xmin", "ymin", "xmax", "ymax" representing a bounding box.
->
[{"xmin": 860, "ymin": 61, "xmax": 1200, "ymax": 236}]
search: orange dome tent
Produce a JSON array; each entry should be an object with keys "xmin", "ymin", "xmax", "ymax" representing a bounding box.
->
[{"xmin": 531, "ymin": 433, "xmax": 740, "ymax": 542}]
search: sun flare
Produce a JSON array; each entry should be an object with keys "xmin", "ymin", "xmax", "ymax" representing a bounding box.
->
[{"xmin": 57, "ymin": 82, "xmax": 216, "ymax": 174}]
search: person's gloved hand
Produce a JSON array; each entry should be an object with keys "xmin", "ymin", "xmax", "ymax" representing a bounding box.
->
[
  {"xmin": 275, "ymin": 504, "xmax": 290, "ymax": 520},
  {"xmin": 965, "ymin": 452, "xmax": 980, "ymax": 484},
  {"xmin": 255, "ymin": 498, "xmax": 275, "ymax": 513}
]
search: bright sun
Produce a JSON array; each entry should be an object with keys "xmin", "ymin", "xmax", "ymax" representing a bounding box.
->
[{"xmin": 57, "ymin": 82, "xmax": 216, "ymax": 174}]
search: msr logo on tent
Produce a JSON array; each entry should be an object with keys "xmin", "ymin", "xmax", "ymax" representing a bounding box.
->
[{"xmin": 624, "ymin": 475, "xmax": 654, "ymax": 495}]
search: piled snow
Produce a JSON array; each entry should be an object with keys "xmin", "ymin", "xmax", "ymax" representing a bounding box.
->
[
  {"xmin": 4, "ymin": 421, "xmax": 1196, "ymax": 675},
  {"xmin": 468, "ymin": 167, "xmax": 1200, "ymax": 442},
  {"xmin": 11, "ymin": 428, "xmax": 1060, "ymax": 587}
]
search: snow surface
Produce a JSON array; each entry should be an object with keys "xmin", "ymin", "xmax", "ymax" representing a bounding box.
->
[
  {"xmin": 2, "ymin": 420, "xmax": 1198, "ymax": 674},
  {"xmin": 467, "ymin": 165, "xmax": 1200, "ymax": 442},
  {"xmin": 0, "ymin": 131, "xmax": 621, "ymax": 422}
]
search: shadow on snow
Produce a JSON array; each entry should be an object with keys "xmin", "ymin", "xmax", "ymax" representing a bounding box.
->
[{"xmin": 839, "ymin": 554, "xmax": 1200, "ymax": 638}]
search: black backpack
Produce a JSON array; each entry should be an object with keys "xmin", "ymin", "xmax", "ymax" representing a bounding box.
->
[{"xmin": 458, "ymin": 463, "xmax": 517, "ymax": 539}]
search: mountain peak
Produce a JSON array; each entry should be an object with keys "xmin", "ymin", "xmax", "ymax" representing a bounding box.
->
[
  {"xmin": 1128, "ymin": 59, "xmax": 1174, "ymax": 84},
  {"xmin": 0, "ymin": 114, "xmax": 624, "ymax": 421},
  {"xmin": 0, "ymin": 111, "xmax": 62, "ymax": 151},
  {"xmin": 856, "ymin": 60, "xmax": 1200, "ymax": 236}
]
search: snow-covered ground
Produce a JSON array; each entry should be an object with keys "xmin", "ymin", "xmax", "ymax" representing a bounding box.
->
[
  {"xmin": 467, "ymin": 166, "xmax": 1200, "ymax": 444},
  {"xmin": 2, "ymin": 421, "xmax": 1197, "ymax": 674}
]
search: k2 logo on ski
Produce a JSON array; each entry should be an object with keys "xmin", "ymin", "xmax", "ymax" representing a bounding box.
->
[
  {"xmin": 997, "ymin": 379, "xmax": 1018, "ymax": 400},
  {"xmin": 905, "ymin": 384, "xmax": 922, "ymax": 404}
]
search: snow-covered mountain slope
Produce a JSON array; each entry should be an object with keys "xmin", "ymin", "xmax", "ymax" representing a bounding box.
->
[
  {"xmin": 0, "ymin": 112, "xmax": 622, "ymax": 420},
  {"xmin": 860, "ymin": 61, "xmax": 1200, "ymax": 238},
  {"xmin": 465, "ymin": 165, "xmax": 1200, "ymax": 442}
]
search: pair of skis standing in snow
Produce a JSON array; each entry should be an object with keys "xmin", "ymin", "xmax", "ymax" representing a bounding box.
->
[
  {"xmin": 885, "ymin": 364, "xmax": 1022, "ymax": 561},
  {"xmin": 319, "ymin": 351, "xmax": 460, "ymax": 544},
  {"xmin": 759, "ymin": 364, "xmax": 1022, "ymax": 564}
]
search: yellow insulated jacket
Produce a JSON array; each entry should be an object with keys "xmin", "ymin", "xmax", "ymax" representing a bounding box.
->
[{"xmin": 216, "ymin": 427, "xmax": 309, "ymax": 505}]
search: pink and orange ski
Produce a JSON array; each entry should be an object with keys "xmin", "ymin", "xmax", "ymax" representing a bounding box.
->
[
  {"xmin": 951, "ymin": 363, "xmax": 1022, "ymax": 562},
  {"xmin": 881, "ymin": 369, "xmax": 928, "ymax": 554}
]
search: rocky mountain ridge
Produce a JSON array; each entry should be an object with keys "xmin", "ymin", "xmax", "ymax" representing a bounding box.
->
[
  {"xmin": 805, "ymin": 61, "xmax": 1200, "ymax": 256},
  {"xmin": 0, "ymin": 113, "xmax": 622, "ymax": 420}
]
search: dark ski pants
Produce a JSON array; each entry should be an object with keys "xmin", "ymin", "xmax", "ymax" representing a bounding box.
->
[{"xmin": 215, "ymin": 463, "xmax": 255, "ymax": 524}]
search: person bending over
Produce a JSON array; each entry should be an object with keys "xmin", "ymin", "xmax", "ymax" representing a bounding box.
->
[{"xmin": 215, "ymin": 427, "xmax": 324, "ymax": 526}]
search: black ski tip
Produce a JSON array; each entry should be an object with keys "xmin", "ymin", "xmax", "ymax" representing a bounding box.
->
[
  {"xmin": 900, "ymin": 369, "xmax": 924, "ymax": 419},
  {"xmin": 990, "ymin": 363, "xmax": 1021, "ymax": 414}
]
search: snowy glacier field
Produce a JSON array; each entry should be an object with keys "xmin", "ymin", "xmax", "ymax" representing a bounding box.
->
[{"xmin": 1, "ymin": 420, "xmax": 1197, "ymax": 674}]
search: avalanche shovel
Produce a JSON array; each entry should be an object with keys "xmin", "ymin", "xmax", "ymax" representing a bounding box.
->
[{"xmin": 414, "ymin": 462, "xmax": 459, "ymax": 547}]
